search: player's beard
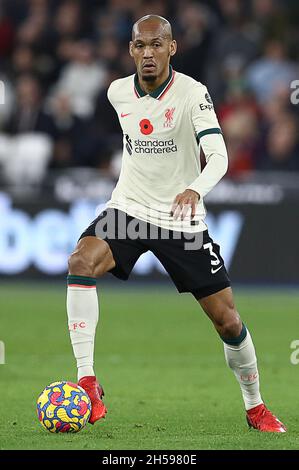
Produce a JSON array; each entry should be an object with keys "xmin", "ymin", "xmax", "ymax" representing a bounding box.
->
[{"xmin": 141, "ymin": 73, "xmax": 157, "ymax": 82}]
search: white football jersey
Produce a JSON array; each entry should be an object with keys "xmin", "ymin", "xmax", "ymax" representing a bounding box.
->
[{"xmin": 106, "ymin": 66, "xmax": 228, "ymax": 232}]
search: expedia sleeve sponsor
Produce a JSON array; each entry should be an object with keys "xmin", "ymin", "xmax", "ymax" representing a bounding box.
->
[
  {"xmin": 199, "ymin": 103, "xmax": 214, "ymax": 111},
  {"xmin": 134, "ymin": 138, "xmax": 178, "ymax": 154},
  {"xmin": 189, "ymin": 84, "xmax": 222, "ymax": 137}
]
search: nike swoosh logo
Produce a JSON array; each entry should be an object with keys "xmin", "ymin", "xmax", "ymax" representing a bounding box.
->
[
  {"xmin": 211, "ymin": 265, "xmax": 222, "ymax": 274},
  {"xmin": 121, "ymin": 113, "xmax": 132, "ymax": 118}
]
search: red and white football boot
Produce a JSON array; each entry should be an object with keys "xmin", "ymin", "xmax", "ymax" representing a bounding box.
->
[
  {"xmin": 78, "ymin": 376, "xmax": 107, "ymax": 424},
  {"xmin": 246, "ymin": 404, "xmax": 286, "ymax": 433}
]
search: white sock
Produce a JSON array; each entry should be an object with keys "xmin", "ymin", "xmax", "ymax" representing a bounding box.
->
[
  {"xmin": 67, "ymin": 276, "xmax": 99, "ymax": 381},
  {"xmin": 223, "ymin": 328, "xmax": 263, "ymax": 410}
]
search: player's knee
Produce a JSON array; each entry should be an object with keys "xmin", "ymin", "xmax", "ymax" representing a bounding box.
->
[
  {"xmin": 217, "ymin": 313, "xmax": 242, "ymax": 339},
  {"xmin": 207, "ymin": 299, "xmax": 241, "ymax": 337},
  {"xmin": 68, "ymin": 241, "xmax": 112, "ymax": 278},
  {"xmin": 68, "ymin": 251, "xmax": 98, "ymax": 278}
]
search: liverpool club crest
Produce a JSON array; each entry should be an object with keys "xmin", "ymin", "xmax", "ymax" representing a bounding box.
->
[{"xmin": 164, "ymin": 107, "xmax": 175, "ymax": 128}]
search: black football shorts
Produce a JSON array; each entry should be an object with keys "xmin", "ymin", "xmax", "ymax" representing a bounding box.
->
[{"xmin": 79, "ymin": 208, "xmax": 231, "ymax": 299}]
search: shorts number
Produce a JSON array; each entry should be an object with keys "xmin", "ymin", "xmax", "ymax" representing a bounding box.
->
[{"xmin": 203, "ymin": 242, "xmax": 221, "ymax": 266}]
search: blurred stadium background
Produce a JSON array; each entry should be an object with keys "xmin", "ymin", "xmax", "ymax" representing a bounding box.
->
[
  {"xmin": 0, "ymin": 0, "xmax": 299, "ymax": 450},
  {"xmin": 0, "ymin": 0, "xmax": 299, "ymax": 283}
]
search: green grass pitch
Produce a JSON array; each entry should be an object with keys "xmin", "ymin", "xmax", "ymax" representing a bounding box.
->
[{"xmin": 0, "ymin": 283, "xmax": 298, "ymax": 450}]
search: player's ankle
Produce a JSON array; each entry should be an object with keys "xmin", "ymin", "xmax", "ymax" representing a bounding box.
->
[{"xmin": 78, "ymin": 366, "xmax": 95, "ymax": 381}]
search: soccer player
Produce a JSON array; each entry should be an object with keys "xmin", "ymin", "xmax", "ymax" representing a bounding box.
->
[{"xmin": 66, "ymin": 15, "xmax": 286, "ymax": 432}]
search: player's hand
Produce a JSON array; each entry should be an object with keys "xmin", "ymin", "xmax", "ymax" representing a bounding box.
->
[{"xmin": 170, "ymin": 189, "xmax": 200, "ymax": 221}]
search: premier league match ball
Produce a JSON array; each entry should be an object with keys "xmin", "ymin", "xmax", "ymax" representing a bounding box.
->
[{"xmin": 37, "ymin": 381, "xmax": 91, "ymax": 433}]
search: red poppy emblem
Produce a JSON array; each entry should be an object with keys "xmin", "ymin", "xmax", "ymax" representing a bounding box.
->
[{"xmin": 139, "ymin": 119, "xmax": 153, "ymax": 135}]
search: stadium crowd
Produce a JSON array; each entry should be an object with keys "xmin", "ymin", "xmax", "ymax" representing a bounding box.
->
[{"xmin": 0, "ymin": 0, "xmax": 299, "ymax": 185}]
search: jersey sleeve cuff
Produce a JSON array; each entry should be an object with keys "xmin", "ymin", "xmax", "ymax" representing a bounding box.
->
[
  {"xmin": 186, "ymin": 185, "xmax": 202, "ymax": 199},
  {"xmin": 197, "ymin": 128, "xmax": 222, "ymax": 140}
]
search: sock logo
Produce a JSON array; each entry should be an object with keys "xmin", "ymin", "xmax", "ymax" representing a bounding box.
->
[
  {"xmin": 69, "ymin": 322, "xmax": 86, "ymax": 331},
  {"xmin": 240, "ymin": 373, "xmax": 258, "ymax": 382}
]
